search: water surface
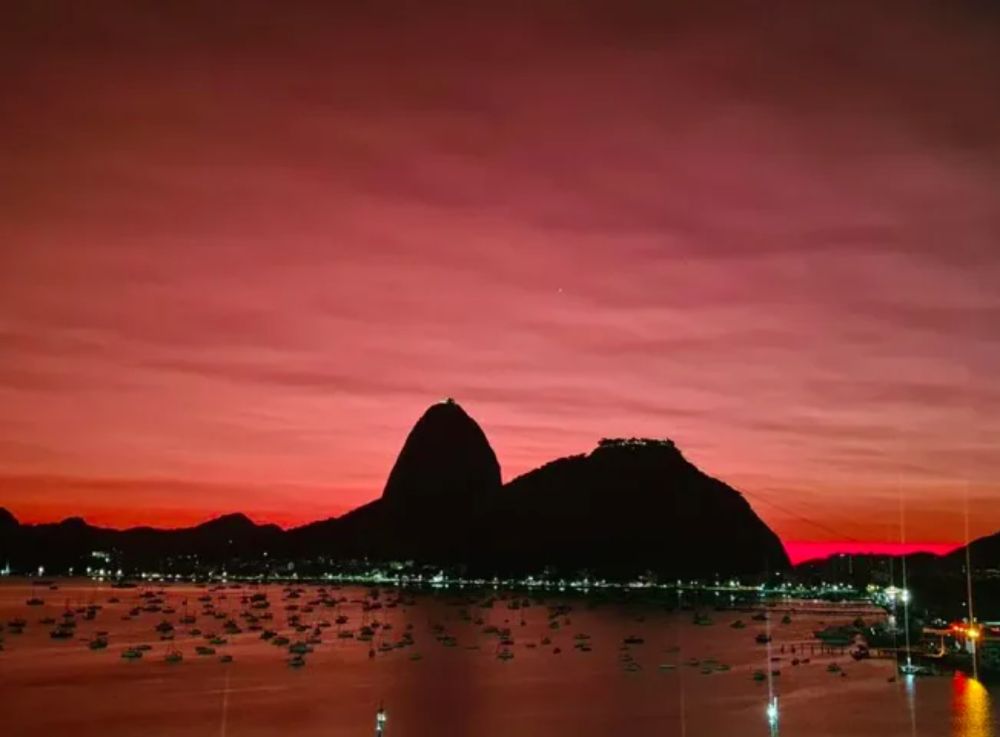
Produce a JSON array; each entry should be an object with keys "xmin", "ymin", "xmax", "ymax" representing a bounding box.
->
[{"xmin": 0, "ymin": 580, "xmax": 995, "ymax": 737}]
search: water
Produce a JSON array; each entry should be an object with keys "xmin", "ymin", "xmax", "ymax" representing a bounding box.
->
[{"xmin": 0, "ymin": 580, "xmax": 995, "ymax": 737}]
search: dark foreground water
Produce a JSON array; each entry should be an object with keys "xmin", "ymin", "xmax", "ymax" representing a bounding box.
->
[{"xmin": 0, "ymin": 580, "xmax": 995, "ymax": 737}]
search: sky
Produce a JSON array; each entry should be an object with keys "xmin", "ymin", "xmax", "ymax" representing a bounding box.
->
[{"xmin": 2, "ymin": 1, "xmax": 999, "ymax": 559}]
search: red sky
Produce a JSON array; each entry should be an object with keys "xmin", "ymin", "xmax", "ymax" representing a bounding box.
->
[{"xmin": 2, "ymin": 2, "xmax": 1000, "ymax": 554}]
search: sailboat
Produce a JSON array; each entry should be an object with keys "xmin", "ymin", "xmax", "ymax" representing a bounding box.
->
[{"xmin": 896, "ymin": 493, "xmax": 930, "ymax": 677}]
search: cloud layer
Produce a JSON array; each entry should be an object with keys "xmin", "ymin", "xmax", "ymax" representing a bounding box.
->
[{"xmin": 2, "ymin": 1, "xmax": 999, "ymax": 544}]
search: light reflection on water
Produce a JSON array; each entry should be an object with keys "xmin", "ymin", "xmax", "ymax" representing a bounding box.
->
[
  {"xmin": 953, "ymin": 673, "xmax": 995, "ymax": 737},
  {"xmin": 0, "ymin": 581, "xmax": 997, "ymax": 737}
]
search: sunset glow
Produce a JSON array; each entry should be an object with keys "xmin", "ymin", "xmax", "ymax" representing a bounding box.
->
[{"xmin": 3, "ymin": 2, "xmax": 1000, "ymax": 557}]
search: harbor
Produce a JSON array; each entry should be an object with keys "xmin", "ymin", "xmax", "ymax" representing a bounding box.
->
[{"xmin": 1, "ymin": 579, "xmax": 996, "ymax": 736}]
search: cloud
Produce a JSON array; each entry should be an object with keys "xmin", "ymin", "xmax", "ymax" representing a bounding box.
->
[{"xmin": 0, "ymin": 0, "xmax": 998, "ymax": 541}]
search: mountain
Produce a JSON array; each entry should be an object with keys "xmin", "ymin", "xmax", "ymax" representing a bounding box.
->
[
  {"xmin": 1, "ymin": 512, "xmax": 283, "ymax": 572},
  {"xmin": 0, "ymin": 506, "xmax": 17, "ymax": 529},
  {"xmin": 2, "ymin": 404, "xmax": 796, "ymax": 579},
  {"xmin": 289, "ymin": 398, "xmax": 502, "ymax": 562},
  {"xmin": 473, "ymin": 438, "xmax": 790, "ymax": 577},
  {"xmin": 950, "ymin": 529, "xmax": 1000, "ymax": 570},
  {"xmin": 0, "ymin": 507, "xmax": 19, "ymax": 564},
  {"xmin": 382, "ymin": 398, "xmax": 501, "ymax": 508}
]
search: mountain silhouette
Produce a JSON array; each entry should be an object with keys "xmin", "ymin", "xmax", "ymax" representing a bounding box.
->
[
  {"xmin": 287, "ymin": 399, "xmax": 501, "ymax": 563},
  {"xmin": 0, "ymin": 511, "xmax": 282, "ymax": 572},
  {"xmin": 4, "ymin": 403, "xmax": 801, "ymax": 578},
  {"xmin": 472, "ymin": 438, "xmax": 790, "ymax": 577},
  {"xmin": 382, "ymin": 398, "xmax": 501, "ymax": 508}
]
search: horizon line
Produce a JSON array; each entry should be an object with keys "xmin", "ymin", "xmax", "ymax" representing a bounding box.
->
[{"xmin": 2, "ymin": 505, "xmax": 965, "ymax": 565}]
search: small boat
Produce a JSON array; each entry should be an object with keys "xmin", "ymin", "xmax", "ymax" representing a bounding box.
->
[
  {"xmin": 730, "ymin": 619, "xmax": 746, "ymax": 629},
  {"xmin": 899, "ymin": 662, "xmax": 931, "ymax": 676},
  {"xmin": 165, "ymin": 650, "xmax": 183, "ymax": 664},
  {"xmin": 755, "ymin": 633, "xmax": 772, "ymax": 644},
  {"xmin": 26, "ymin": 598, "xmax": 44, "ymax": 607},
  {"xmin": 623, "ymin": 635, "xmax": 645, "ymax": 645},
  {"xmin": 88, "ymin": 637, "xmax": 109, "ymax": 650},
  {"xmin": 121, "ymin": 648, "xmax": 143, "ymax": 660}
]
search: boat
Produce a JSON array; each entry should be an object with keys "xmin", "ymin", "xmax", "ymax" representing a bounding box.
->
[
  {"xmin": 165, "ymin": 650, "xmax": 183, "ymax": 664},
  {"xmin": 730, "ymin": 619, "xmax": 746, "ymax": 629},
  {"xmin": 755, "ymin": 633, "xmax": 772, "ymax": 644},
  {"xmin": 850, "ymin": 644, "xmax": 870, "ymax": 661},
  {"xmin": 898, "ymin": 662, "xmax": 931, "ymax": 676}
]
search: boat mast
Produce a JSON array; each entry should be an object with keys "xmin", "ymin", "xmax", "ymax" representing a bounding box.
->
[{"xmin": 964, "ymin": 483, "xmax": 978, "ymax": 680}]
